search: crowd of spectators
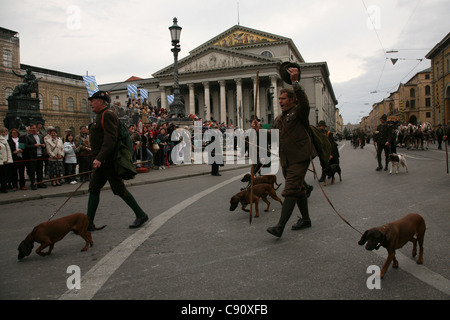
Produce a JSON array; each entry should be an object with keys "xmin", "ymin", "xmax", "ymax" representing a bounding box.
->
[{"xmin": 0, "ymin": 102, "xmax": 235, "ymax": 192}]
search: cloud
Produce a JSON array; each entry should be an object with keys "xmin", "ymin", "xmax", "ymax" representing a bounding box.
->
[{"xmin": 1, "ymin": 0, "xmax": 449, "ymax": 124}]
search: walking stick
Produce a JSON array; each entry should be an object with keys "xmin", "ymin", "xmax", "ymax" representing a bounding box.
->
[
  {"xmin": 445, "ymin": 140, "xmax": 449, "ymax": 174},
  {"xmin": 249, "ymin": 71, "xmax": 259, "ymax": 224}
]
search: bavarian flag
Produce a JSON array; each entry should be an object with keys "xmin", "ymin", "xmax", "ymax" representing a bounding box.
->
[
  {"xmin": 127, "ymin": 84, "xmax": 138, "ymax": 99},
  {"xmin": 83, "ymin": 75, "xmax": 98, "ymax": 97},
  {"xmin": 140, "ymin": 89, "xmax": 148, "ymax": 101}
]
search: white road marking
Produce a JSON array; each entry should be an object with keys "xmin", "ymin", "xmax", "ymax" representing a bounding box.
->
[
  {"xmin": 374, "ymin": 250, "xmax": 450, "ymax": 295},
  {"xmin": 59, "ymin": 174, "xmax": 242, "ymax": 300}
]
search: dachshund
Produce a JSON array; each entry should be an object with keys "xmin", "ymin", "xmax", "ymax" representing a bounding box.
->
[{"xmin": 18, "ymin": 213, "xmax": 93, "ymax": 259}]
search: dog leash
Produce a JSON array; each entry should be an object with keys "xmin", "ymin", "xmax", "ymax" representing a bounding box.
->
[
  {"xmin": 300, "ymin": 123, "xmax": 363, "ymax": 236},
  {"xmin": 47, "ymin": 180, "xmax": 87, "ymax": 221},
  {"xmin": 246, "ymin": 124, "xmax": 363, "ymax": 235},
  {"xmin": 308, "ymin": 158, "xmax": 363, "ymax": 235}
]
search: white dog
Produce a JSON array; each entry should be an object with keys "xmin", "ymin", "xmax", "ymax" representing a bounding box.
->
[{"xmin": 388, "ymin": 154, "xmax": 408, "ymax": 174}]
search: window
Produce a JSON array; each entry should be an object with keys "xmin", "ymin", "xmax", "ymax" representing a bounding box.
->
[
  {"xmin": 410, "ymin": 88, "xmax": 415, "ymax": 98},
  {"xmin": 81, "ymin": 99, "xmax": 87, "ymax": 113},
  {"xmin": 425, "ymin": 85, "xmax": 431, "ymax": 95},
  {"xmin": 426, "ymin": 112, "xmax": 431, "ymax": 118},
  {"xmin": 52, "ymin": 95, "xmax": 60, "ymax": 111},
  {"xmin": 67, "ymin": 97, "xmax": 74, "ymax": 112},
  {"xmin": 261, "ymin": 51, "xmax": 273, "ymax": 58},
  {"xmin": 425, "ymin": 98, "xmax": 431, "ymax": 107},
  {"xmin": 3, "ymin": 49, "xmax": 12, "ymax": 68}
]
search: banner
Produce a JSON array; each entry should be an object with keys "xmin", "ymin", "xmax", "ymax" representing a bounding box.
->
[
  {"xmin": 167, "ymin": 94, "xmax": 174, "ymax": 105},
  {"xmin": 82, "ymin": 76, "xmax": 98, "ymax": 97},
  {"xmin": 140, "ymin": 89, "xmax": 148, "ymax": 101},
  {"xmin": 127, "ymin": 84, "xmax": 138, "ymax": 99}
]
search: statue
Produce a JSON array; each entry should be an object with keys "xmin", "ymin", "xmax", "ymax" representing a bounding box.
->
[
  {"xmin": 4, "ymin": 69, "xmax": 44, "ymax": 133},
  {"xmin": 11, "ymin": 69, "xmax": 39, "ymax": 97}
]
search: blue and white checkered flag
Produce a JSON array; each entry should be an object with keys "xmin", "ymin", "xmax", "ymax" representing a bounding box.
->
[
  {"xmin": 167, "ymin": 94, "xmax": 174, "ymax": 105},
  {"xmin": 127, "ymin": 84, "xmax": 138, "ymax": 99},
  {"xmin": 140, "ymin": 89, "xmax": 148, "ymax": 100},
  {"xmin": 82, "ymin": 76, "xmax": 98, "ymax": 97}
]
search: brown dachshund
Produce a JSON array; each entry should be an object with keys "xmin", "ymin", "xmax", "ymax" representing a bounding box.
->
[
  {"xmin": 241, "ymin": 173, "xmax": 282, "ymax": 190},
  {"xmin": 358, "ymin": 213, "xmax": 425, "ymax": 278},
  {"xmin": 18, "ymin": 213, "xmax": 93, "ymax": 259},
  {"xmin": 230, "ymin": 183, "xmax": 283, "ymax": 218}
]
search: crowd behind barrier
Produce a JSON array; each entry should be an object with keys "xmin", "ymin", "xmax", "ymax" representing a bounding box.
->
[{"xmin": 0, "ymin": 99, "xmax": 243, "ymax": 193}]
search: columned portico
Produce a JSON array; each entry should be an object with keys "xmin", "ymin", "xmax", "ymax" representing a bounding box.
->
[{"xmin": 125, "ymin": 25, "xmax": 338, "ymax": 130}]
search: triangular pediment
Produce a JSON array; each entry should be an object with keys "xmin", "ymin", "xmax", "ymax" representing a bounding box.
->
[
  {"xmin": 192, "ymin": 25, "xmax": 290, "ymax": 54},
  {"xmin": 212, "ymin": 29, "xmax": 280, "ymax": 48},
  {"xmin": 179, "ymin": 47, "xmax": 277, "ymax": 73},
  {"xmin": 153, "ymin": 46, "xmax": 278, "ymax": 78}
]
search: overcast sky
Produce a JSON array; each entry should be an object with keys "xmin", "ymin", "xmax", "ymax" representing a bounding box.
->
[{"xmin": 1, "ymin": 0, "xmax": 449, "ymax": 123}]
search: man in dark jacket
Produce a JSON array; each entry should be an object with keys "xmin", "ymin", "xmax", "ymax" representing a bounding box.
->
[
  {"xmin": 87, "ymin": 91, "xmax": 148, "ymax": 230},
  {"xmin": 374, "ymin": 114, "xmax": 392, "ymax": 171},
  {"xmin": 263, "ymin": 64, "xmax": 317, "ymax": 238},
  {"xmin": 24, "ymin": 124, "xmax": 47, "ymax": 190}
]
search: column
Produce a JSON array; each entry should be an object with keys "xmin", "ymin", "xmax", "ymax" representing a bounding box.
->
[
  {"xmin": 270, "ymin": 76, "xmax": 279, "ymax": 119},
  {"xmin": 160, "ymin": 86, "xmax": 167, "ymax": 109},
  {"xmin": 203, "ymin": 81, "xmax": 210, "ymax": 121},
  {"xmin": 189, "ymin": 83, "xmax": 195, "ymax": 116},
  {"xmin": 219, "ymin": 80, "xmax": 226, "ymax": 124},
  {"xmin": 235, "ymin": 78, "xmax": 243, "ymax": 128}
]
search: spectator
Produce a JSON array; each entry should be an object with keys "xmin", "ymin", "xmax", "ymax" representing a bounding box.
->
[
  {"xmin": 24, "ymin": 124, "xmax": 47, "ymax": 190},
  {"xmin": 7, "ymin": 128, "xmax": 27, "ymax": 191},
  {"xmin": 155, "ymin": 127, "xmax": 168, "ymax": 170},
  {"xmin": 75, "ymin": 125, "xmax": 92, "ymax": 182},
  {"xmin": 64, "ymin": 133, "xmax": 79, "ymax": 184},
  {"xmin": 0, "ymin": 127, "xmax": 13, "ymax": 193},
  {"xmin": 45, "ymin": 128, "xmax": 64, "ymax": 186}
]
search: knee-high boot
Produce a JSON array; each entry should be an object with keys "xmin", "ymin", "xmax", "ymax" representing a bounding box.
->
[
  {"xmin": 121, "ymin": 191, "xmax": 149, "ymax": 228},
  {"xmin": 87, "ymin": 192, "xmax": 100, "ymax": 226},
  {"xmin": 121, "ymin": 191, "xmax": 146, "ymax": 218},
  {"xmin": 267, "ymin": 197, "xmax": 297, "ymax": 238},
  {"xmin": 291, "ymin": 194, "xmax": 312, "ymax": 230}
]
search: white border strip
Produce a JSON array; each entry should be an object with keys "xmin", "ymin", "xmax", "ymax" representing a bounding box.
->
[{"xmin": 60, "ymin": 174, "xmax": 242, "ymax": 300}]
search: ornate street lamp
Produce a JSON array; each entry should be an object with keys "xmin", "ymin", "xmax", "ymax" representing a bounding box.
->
[{"xmin": 168, "ymin": 17, "xmax": 185, "ymax": 118}]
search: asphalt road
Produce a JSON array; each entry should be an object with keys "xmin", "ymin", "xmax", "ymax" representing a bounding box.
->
[{"xmin": 1, "ymin": 141, "xmax": 449, "ymax": 306}]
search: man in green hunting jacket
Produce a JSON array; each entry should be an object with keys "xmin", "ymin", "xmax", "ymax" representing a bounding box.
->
[
  {"xmin": 254, "ymin": 64, "xmax": 317, "ymax": 238},
  {"xmin": 87, "ymin": 91, "xmax": 148, "ymax": 230}
]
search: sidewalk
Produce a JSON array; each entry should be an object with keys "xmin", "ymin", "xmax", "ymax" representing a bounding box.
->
[{"xmin": 0, "ymin": 162, "xmax": 250, "ymax": 205}]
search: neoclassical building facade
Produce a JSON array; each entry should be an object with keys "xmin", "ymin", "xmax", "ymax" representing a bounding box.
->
[{"xmin": 101, "ymin": 25, "xmax": 338, "ymax": 130}]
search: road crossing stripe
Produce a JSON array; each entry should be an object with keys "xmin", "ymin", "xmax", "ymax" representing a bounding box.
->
[{"xmin": 59, "ymin": 174, "xmax": 242, "ymax": 300}]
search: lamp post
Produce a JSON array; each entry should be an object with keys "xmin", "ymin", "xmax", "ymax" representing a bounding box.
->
[{"xmin": 169, "ymin": 17, "xmax": 184, "ymax": 118}]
